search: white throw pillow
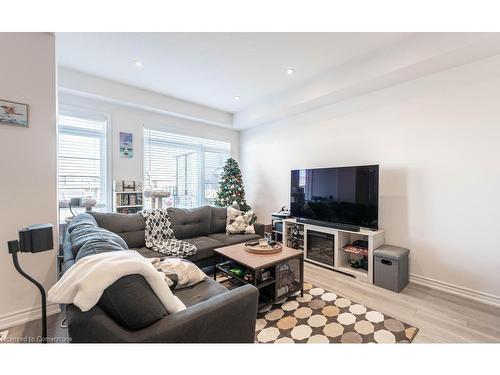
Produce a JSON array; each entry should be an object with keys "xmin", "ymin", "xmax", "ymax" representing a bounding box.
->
[
  {"xmin": 226, "ymin": 206, "xmax": 255, "ymax": 235},
  {"xmin": 153, "ymin": 258, "xmax": 207, "ymax": 289}
]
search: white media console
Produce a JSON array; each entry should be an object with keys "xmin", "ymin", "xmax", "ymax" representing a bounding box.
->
[{"xmin": 281, "ymin": 218, "xmax": 385, "ymax": 284}]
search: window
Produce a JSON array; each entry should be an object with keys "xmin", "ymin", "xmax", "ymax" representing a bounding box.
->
[
  {"xmin": 58, "ymin": 112, "xmax": 108, "ymax": 217},
  {"xmin": 143, "ymin": 128, "xmax": 230, "ymax": 208}
]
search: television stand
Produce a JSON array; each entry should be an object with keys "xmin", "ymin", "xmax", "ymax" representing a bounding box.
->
[
  {"xmin": 296, "ymin": 218, "xmax": 361, "ymax": 232},
  {"xmin": 282, "ymin": 218, "xmax": 385, "ymax": 284}
]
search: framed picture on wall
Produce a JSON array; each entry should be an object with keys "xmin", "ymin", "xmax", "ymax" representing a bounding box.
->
[
  {"xmin": 122, "ymin": 181, "xmax": 136, "ymax": 191},
  {"xmin": 0, "ymin": 99, "xmax": 29, "ymax": 127},
  {"xmin": 119, "ymin": 132, "xmax": 133, "ymax": 158}
]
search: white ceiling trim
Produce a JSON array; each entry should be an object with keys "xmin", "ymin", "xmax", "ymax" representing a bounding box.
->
[
  {"xmin": 234, "ymin": 33, "xmax": 500, "ymax": 129},
  {"xmin": 58, "ymin": 68, "xmax": 234, "ymax": 128}
]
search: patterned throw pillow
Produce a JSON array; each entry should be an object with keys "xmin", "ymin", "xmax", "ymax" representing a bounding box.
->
[
  {"xmin": 226, "ymin": 206, "xmax": 255, "ymax": 235},
  {"xmin": 153, "ymin": 258, "xmax": 207, "ymax": 290}
]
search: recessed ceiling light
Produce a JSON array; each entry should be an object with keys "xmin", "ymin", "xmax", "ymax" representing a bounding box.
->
[
  {"xmin": 234, "ymin": 96, "xmax": 241, "ymax": 101},
  {"xmin": 134, "ymin": 60, "xmax": 144, "ymax": 68},
  {"xmin": 286, "ymin": 67, "xmax": 295, "ymax": 75}
]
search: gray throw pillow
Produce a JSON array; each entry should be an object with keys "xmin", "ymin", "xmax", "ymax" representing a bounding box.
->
[{"xmin": 98, "ymin": 274, "xmax": 168, "ymax": 331}]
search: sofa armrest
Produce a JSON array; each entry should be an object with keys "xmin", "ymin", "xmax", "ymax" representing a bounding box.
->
[
  {"xmin": 145, "ymin": 284, "xmax": 259, "ymax": 343},
  {"xmin": 253, "ymin": 222, "xmax": 266, "ymax": 237},
  {"xmin": 67, "ymin": 284, "xmax": 259, "ymax": 343}
]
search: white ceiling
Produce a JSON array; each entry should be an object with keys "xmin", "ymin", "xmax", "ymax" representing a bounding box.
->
[{"xmin": 56, "ymin": 32, "xmax": 412, "ymax": 113}]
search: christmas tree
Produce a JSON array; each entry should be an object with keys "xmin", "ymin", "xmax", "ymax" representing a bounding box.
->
[{"xmin": 214, "ymin": 158, "xmax": 251, "ymax": 212}]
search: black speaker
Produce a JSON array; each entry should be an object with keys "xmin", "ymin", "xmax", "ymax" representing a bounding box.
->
[
  {"xmin": 7, "ymin": 223, "xmax": 54, "ymax": 343},
  {"xmin": 18, "ymin": 224, "xmax": 54, "ymax": 253}
]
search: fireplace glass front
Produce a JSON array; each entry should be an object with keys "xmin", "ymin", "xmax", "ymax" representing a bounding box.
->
[{"xmin": 306, "ymin": 230, "xmax": 335, "ymax": 267}]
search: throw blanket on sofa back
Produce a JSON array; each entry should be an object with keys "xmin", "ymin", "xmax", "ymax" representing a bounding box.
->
[
  {"xmin": 48, "ymin": 250, "xmax": 186, "ymax": 314},
  {"xmin": 141, "ymin": 209, "xmax": 197, "ymax": 258}
]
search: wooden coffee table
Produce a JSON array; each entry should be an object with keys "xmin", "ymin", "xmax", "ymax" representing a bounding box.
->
[{"xmin": 214, "ymin": 242, "xmax": 304, "ymax": 310}]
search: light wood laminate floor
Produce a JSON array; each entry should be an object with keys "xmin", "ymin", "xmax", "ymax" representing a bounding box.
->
[
  {"xmin": 3, "ymin": 263, "xmax": 500, "ymax": 343},
  {"xmin": 304, "ymin": 262, "xmax": 500, "ymax": 343}
]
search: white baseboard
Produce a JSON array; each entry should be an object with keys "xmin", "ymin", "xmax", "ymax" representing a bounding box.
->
[
  {"xmin": 409, "ymin": 273, "xmax": 500, "ymax": 308},
  {"xmin": 0, "ymin": 304, "xmax": 61, "ymax": 331}
]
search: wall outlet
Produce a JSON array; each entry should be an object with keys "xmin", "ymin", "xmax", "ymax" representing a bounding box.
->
[{"xmin": 0, "ymin": 330, "xmax": 8, "ymax": 341}]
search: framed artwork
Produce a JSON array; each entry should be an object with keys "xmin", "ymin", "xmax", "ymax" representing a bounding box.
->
[
  {"xmin": 122, "ymin": 181, "xmax": 136, "ymax": 191},
  {"xmin": 119, "ymin": 132, "xmax": 133, "ymax": 158},
  {"xmin": 0, "ymin": 99, "xmax": 29, "ymax": 127}
]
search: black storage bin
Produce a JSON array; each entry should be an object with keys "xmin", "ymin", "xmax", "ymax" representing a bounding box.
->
[{"xmin": 374, "ymin": 245, "xmax": 409, "ymax": 293}]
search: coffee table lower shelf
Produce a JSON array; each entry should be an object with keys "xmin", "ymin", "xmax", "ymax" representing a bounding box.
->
[
  {"xmin": 214, "ymin": 255, "xmax": 304, "ymax": 313},
  {"xmin": 216, "ymin": 263, "xmax": 276, "ymax": 289}
]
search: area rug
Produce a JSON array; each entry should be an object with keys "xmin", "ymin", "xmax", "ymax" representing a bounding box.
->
[{"xmin": 255, "ymin": 282, "xmax": 418, "ymax": 343}]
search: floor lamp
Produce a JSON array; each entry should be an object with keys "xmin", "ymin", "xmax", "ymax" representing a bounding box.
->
[{"xmin": 7, "ymin": 224, "xmax": 53, "ymax": 344}]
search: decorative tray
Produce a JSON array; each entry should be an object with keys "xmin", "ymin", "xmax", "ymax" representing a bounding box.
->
[{"xmin": 244, "ymin": 241, "xmax": 282, "ymax": 254}]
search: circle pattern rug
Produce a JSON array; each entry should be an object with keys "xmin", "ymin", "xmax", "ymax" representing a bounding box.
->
[{"xmin": 255, "ymin": 282, "xmax": 418, "ymax": 343}]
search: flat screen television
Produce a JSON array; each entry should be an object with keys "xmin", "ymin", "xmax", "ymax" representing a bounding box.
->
[{"xmin": 290, "ymin": 165, "xmax": 379, "ymax": 229}]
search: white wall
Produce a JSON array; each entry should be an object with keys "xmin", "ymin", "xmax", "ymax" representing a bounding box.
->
[
  {"xmin": 59, "ymin": 92, "xmax": 240, "ymax": 193},
  {"xmin": 0, "ymin": 33, "xmax": 58, "ymax": 329},
  {"xmin": 240, "ymin": 54, "xmax": 500, "ymax": 302}
]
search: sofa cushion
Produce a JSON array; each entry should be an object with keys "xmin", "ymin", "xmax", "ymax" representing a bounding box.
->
[
  {"xmin": 75, "ymin": 238, "xmax": 125, "ymax": 262},
  {"xmin": 183, "ymin": 236, "xmax": 224, "ymax": 263},
  {"xmin": 210, "ymin": 206, "xmax": 227, "ymax": 234},
  {"xmin": 173, "ymin": 278, "xmax": 228, "ymax": 307},
  {"xmin": 132, "ymin": 247, "xmax": 165, "ymax": 259},
  {"xmin": 167, "ymin": 206, "xmax": 211, "ymax": 239},
  {"xmin": 67, "ymin": 213, "xmax": 97, "ymax": 233},
  {"xmin": 98, "ymin": 274, "xmax": 168, "ymax": 331},
  {"xmin": 70, "ymin": 225, "xmax": 128, "ymax": 256},
  {"xmin": 90, "ymin": 212, "xmax": 146, "ymax": 248},
  {"xmin": 132, "ymin": 241, "xmax": 219, "ymax": 264},
  {"xmin": 207, "ymin": 233, "xmax": 261, "ymax": 246}
]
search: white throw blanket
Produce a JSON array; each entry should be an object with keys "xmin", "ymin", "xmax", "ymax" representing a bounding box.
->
[{"xmin": 48, "ymin": 250, "xmax": 186, "ymax": 314}]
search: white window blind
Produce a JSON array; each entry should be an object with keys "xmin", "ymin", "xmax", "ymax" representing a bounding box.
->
[
  {"xmin": 143, "ymin": 128, "xmax": 230, "ymax": 208},
  {"xmin": 58, "ymin": 113, "xmax": 108, "ymax": 208}
]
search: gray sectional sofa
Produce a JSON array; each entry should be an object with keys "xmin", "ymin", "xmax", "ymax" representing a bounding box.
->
[{"xmin": 61, "ymin": 205, "xmax": 264, "ymax": 343}]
